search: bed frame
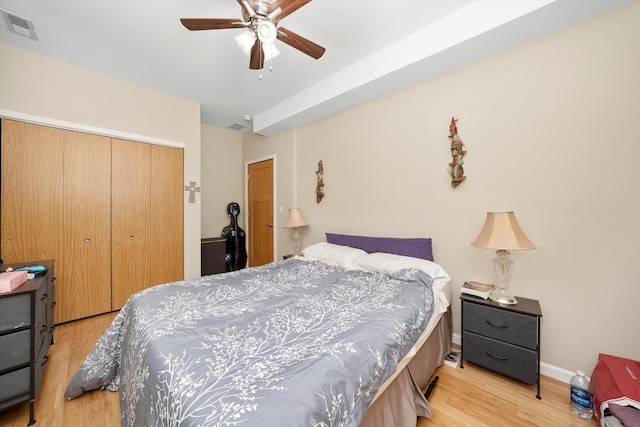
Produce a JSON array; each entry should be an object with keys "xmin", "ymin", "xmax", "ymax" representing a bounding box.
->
[{"xmin": 362, "ymin": 308, "xmax": 452, "ymax": 426}]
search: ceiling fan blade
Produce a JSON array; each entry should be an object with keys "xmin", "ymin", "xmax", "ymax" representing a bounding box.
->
[
  {"xmin": 250, "ymin": 39, "xmax": 265, "ymax": 70},
  {"xmin": 277, "ymin": 27, "xmax": 325, "ymax": 59},
  {"xmin": 268, "ymin": 0, "xmax": 311, "ymax": 21},
  {"xmin": 180, "ymin": 18, "xmax": 241, "ymax": 31}
]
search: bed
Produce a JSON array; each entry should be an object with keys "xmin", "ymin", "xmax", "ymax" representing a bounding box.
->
[{"xmin": 64, "ymin": 236, "xmax": 452, "ymax": 427}]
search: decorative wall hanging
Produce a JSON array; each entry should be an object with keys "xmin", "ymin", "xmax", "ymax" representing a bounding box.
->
[
  {"xmin": 315, "ymin": 160, "xmax": 324, "ymax": 203},
  {"xmin": 185, "ymin": 181, "xmax": 201, "ymax": 203},
  {"xmin": 448, "ymin": 116, "xmax": 466, "ymax": 188}
]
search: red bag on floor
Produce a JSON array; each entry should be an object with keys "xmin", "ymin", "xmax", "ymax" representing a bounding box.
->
[{"xmin": 589, "ymin": 353, "xmax": 640, "ymax": 426}]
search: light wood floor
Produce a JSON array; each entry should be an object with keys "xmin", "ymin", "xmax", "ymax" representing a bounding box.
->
[{"xmin": 1, "ymin": 312, "xmax": 599, "ymax": 426}]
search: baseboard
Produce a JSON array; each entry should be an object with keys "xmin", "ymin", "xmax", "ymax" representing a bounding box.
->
[{"xmin": 451, "ymin": 332, "xmax": 574, "ymax": 384}]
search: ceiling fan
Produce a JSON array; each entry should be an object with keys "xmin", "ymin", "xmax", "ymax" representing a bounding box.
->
[{"xmin": 180, "ymin": 0, "xmax": 326, "ymax": 70}]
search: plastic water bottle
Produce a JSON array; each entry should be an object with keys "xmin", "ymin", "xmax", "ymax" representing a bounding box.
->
[{"xmin": 570, "ymin": 370, "xmax": 593, "ymax": 420}]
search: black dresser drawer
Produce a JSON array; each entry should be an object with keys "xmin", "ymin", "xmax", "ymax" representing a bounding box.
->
[
  {"xmin": 463, "ymin": 302, "xmax": 537, "ymax": 350},
  {"xmin": 463, "ymin": 330, "xmax": 538, "ymax": 385},
  {"xmin": 0, "ymin": 329, "xmax": 31, "ymax": 371},
  {"xmin": 0, "ymin": 293, "xmax": 31, "ymax": 332},
  {"xmin": 34, "ymin": 337, "xmax": 50, "ymax": 398},
  {"xmin": 0, "ymin": 366, "xmax": 30, "ymax": 402}
]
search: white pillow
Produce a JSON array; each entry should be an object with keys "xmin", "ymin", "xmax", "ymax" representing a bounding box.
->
[
  {"xmin": 301, "ymin": 242, "xmax": 367, "ymax": 270},
  {"xmin": 353, "ymin": 252, "xmax": 451, "ymax": 282}
]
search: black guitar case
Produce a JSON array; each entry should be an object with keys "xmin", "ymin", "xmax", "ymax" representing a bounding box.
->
[{"xmin": 221, "ymin": 202, "xmax": 247, "ymax": 271}]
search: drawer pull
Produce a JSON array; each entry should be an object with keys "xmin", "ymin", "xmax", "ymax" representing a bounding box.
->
[
  {"xmin": 486, "ymin": 320, "xmax": 508, "ymax": 329},
  {"xmin": 51, "ymin": 301, "xmax": 57, "ymax": 307},
  {"xmin": 486, "ymin": 351, "xmax": 509, "ymax": 361},
  {"xmin": 41, "ymin": 355, "xmax": 49, "ymax": 367},
  {"xmin": 40, "ymin": 325, "xmax": 47, "ymax": 334},
  {"xmin": 41, "ymin": 293, "xmax": 48, "ymax": 300}
]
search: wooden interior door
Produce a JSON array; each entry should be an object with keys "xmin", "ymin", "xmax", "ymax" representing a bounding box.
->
[
  {"xmin": 150, "ymin": 144, "xmax": 184, "ymax": 285},
  {"xmin": 1, "ymin": 120, "xmax": 64, "ymax": 263},
  {"xmin": 111, "ymin": 138, "xmax": 151, "ymax": 310},
  {"xmin": 247, "ymin": 159, "xmax": 273, "ymax": 266},
  {"xmin": 61, "ymin": 131, "xmax": 112, "ymax": 323}
]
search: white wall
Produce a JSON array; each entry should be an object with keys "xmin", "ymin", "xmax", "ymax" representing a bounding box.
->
[
  {"xmin": 243, "ymin": 2, "xmax": 640, "ymax": 375},
  {"xmin": 201, "ymin": 123, "xmax": 243, "ymax": 238},
  {"xmin": 0, "ymin": 42, "xmax": 202, "ymax": 279}
]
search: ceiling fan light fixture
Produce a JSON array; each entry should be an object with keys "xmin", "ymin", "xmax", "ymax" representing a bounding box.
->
[
  {"xmin": 235, "ymin": 30, "xmax": 256, "ymax": 55},
  {"xmin": 256, "ymin": 20, "xmax": 276, "ymax": 44},
  {"xmin": 264, "ymin": 43, "xmax": 280, "ymax": 59},
  {"xmin": 235, "ymin": 29, "xmax": 280, "ymax": 59}
]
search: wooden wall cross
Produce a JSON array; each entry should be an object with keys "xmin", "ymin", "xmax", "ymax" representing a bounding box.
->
[{"xmin": 185, "ymin": 181, "xmax": 200, "ymax": 203}]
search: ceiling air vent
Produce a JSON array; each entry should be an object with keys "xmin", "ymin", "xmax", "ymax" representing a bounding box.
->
[
  {"xmin": 1, "ymin": 9, "xmax": 38, "ymax": 41},
  {"xmin": 228, "ymin": 122, "xmax": 250, "ymax": 132}
]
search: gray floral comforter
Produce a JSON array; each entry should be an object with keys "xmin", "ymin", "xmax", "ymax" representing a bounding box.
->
[{"xmin": 64, "ymin": 258, "xmax": 434, "ymax": 427}]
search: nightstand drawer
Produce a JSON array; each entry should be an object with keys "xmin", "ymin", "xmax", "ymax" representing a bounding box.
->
[
  {"xmin": 463, "ymin": 330, "xmax": 538, "ymax": 384},
  {"xmin": 463, "ymin": 302, "xmax": 537, "ymax": 350}
]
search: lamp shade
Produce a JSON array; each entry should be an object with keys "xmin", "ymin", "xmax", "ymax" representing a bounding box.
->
[
  {"xmin": 284, "ymin": 208, "xmax": 308, "ymax": 229},
  {"xmin": 471, "ymin": 211, "xmax": 536, "ymax": 250}
]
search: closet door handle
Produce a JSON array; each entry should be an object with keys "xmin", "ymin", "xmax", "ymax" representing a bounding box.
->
[
  {"xmin": 85, "ymin": 238, "xmax": 91, "ymax": 243},
  {"xmin": 130, "ymin": 235, "xmax": 135, "ymax": 240},
  {"xmin": 266, "ymin": 224, "xmax": 273, "ymax": 228}
]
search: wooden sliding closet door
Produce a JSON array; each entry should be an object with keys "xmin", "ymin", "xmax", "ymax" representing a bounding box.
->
[
  {"xmin": 1, "ymin": 120, "xmax": 112, "ymax": 323},
  {"xmin": 150, "ymin": 145, "xmax": 184, "ymax": 285},
  {"xmin": 1, "ymin": 120, "xmax": 64, "ymax": 262},
  {"xmin": 111, "ymin": 138, "xmax": 152, "ymax": 310},
  {"xmin": 2, "ymin": 120, "xmax": 183, "ymax": 319},
  {"xmin": 61, "ymin": 131, "xmax": 112, "ymax": 322},
  {"xmin": 111, "ymin": 141, "xmax": 183, "ymax": 309}
]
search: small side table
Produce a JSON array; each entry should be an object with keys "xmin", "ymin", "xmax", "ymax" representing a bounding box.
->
[{"xmin": 460, "ymin": 293, "xmax": 543, "ymax": 399}]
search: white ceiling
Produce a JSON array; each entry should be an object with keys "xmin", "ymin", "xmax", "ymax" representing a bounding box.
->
[{"xmin": 0, "ymin": 0, "xmax": 629, "ymax": 135}]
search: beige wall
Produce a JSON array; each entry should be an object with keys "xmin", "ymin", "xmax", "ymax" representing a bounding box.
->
[
  {"xmin": 0, "ymin": 43, "xmax": 202, "ymax": 279},
  {"xmin": 201, "ymin": 123, "xmax": 243, "ymax": 238},
  {"xmin": 243, "ymin": 2, "xmax": 640, "ymax": 376}
]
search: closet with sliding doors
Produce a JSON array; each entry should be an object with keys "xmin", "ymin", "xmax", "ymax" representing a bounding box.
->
[{"xmin": 0, "ymin": 119, "xmax": 184, "ymax": 324}]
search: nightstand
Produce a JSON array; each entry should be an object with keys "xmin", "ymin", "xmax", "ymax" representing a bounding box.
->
[{"xmin": 460, "ymin": 293, "xmax": 542, "ymax": 399}]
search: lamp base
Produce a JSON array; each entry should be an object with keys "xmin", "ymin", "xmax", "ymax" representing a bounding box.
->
[
  {"xmin": 491, "ymin": 250, "xmax": 518, "ymax": 304},
  {"xmin": 489, "ymin": 289, "xmax": 518, "ymax": 305}
]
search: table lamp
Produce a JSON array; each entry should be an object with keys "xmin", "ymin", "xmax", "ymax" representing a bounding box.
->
[
  {"xmin": 471, "ymin": 211, "xmax": 536, "ymax": 304},
  {"xmin": 283, "ymin": 208, "xmax": 308, "ymax": 256}
]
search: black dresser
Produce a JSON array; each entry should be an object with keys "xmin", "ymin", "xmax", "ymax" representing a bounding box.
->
[{"xmin": 0, "ymin": 260, "xmax": 55, "ymax": 425}]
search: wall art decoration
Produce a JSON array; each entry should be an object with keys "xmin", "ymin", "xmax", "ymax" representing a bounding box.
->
[
  {"xmin": 185, "ymin": 181, "xmax": 201, "ymax": 203},
  {"xmin": 316, "ymin": 160, "xmax": 324, "ymax": 203},
  {"xmin": 448, "ymin": 116, "xmax": 466, "ymax": 188}
]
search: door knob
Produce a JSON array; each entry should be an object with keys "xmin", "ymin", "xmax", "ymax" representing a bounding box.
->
[
  {"xmin": 266, "ymin": 224, "xmax": 273, "ymax": 228},
  {"xmin": 85, "ymin": 238, "xmax": 91, "ymax": 243}
]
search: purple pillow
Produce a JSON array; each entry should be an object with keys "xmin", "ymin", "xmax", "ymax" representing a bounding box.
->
[{"xmin": 325, "ymin": 233, "xmax": 433, "ymax": 261}]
